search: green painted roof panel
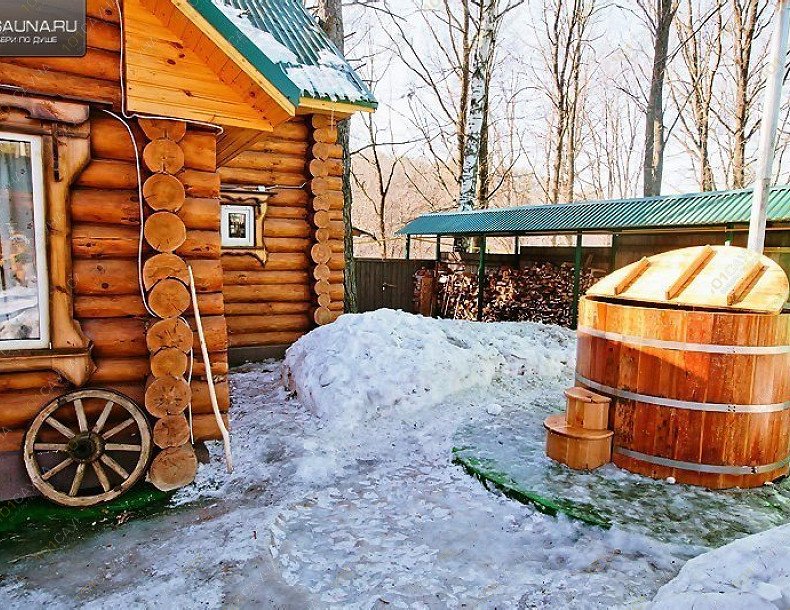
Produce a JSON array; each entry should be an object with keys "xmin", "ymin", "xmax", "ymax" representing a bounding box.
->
[
  {"xmin": 192, "ymin": 0, "xmax": 376, "ymax": 107},
  {"xmin": 398, "ymin": 186, "xmax": 790, "ymax": 236}
]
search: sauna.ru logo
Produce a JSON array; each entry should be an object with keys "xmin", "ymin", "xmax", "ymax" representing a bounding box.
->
[{"xmin": 0, "ymin": 0, "xmax": 86, "ymax": 57}]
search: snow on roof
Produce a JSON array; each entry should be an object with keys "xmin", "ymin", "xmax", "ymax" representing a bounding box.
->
[{"xmin": 208, "ymin": 0, "xmax": 376, "ymax": 108}]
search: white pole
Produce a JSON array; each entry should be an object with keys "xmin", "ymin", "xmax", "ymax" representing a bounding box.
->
[{"xmin": 748, "ymin": 0, "xmax": 790, "ymax": 253}]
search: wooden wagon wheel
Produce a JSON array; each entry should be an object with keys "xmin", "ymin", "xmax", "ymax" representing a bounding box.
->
[{"xmin": 23, "ymin": 389, "xmax": 152, "ymax": 507}]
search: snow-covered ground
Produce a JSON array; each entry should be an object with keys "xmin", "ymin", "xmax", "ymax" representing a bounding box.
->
[
  {"xmin": 652, "ymin": 524, "xmax": 790, "ymax": 609},
  {"xmin": 0, "ymin": 310, "xmax": 785, "ymax": 608}
]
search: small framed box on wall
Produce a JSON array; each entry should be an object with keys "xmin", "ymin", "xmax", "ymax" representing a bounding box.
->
[
  {"xmin": 221, "ymin": 204, "xmax": 255, "ymax": 248},
  {"xmin": 219, "ymin": 188, "xmax": 270, "ymax": 267}
]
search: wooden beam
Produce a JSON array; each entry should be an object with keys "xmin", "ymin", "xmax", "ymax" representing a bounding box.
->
[
  {"xmin": 296, "ymin": 97, "xmax": 373, "ymax": 117},
  {"xmin": 727, "ymin": 260, "xmax": 767, "ymax": 305},
  {"xmin": 614, "ymin": 257, "xmax": 649, "ymax": 295},
  {"xmin": 665, "ymin": 244, "xmax": 714, "ymax": 300}
]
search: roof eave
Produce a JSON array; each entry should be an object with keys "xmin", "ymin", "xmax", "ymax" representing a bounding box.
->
[
  {"xmin": 182, "ymin": 0, "xmax": 302, "ymax": 109},
  {"xmin": 297, "ymin": 96, "xmax": 378, "ymax": 115}
]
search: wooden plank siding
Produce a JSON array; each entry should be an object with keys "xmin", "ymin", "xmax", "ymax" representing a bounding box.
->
[{"xmin": 124, "ymin": 0, "xmax": 275, "ymax": 131}]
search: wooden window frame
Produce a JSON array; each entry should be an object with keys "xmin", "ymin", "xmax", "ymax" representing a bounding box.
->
[
  {"xmin": 0, "ymin": 94, "xmax": 95, "ymax": 386},
  {"xmin": 219, "ymin": 191, "xmax": 269, "ymax": 268},
  {"xmin": 0, "ymin": 131, "xmax": 51, "ymax": 350}
]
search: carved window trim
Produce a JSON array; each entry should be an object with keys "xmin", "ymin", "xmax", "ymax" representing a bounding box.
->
[
  {"xmin": 0, "ymin": 131, "xmax": 50, "ymax": 350},
  {"xmin": 220, "ymin": 190, "xmax": 269, "ymax": 267},
  {"xmin": 0, "ymin": 94, "xmax": 95, "ymax": 386}
]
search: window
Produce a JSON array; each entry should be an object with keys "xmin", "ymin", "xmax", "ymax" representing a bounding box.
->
[
  {"xmin": 0, "ymin": 133, "xmax": 49, "ymax": 350},
  {"xmin": 221, "ymin": 204, "xmax": 255, "ymax": 248}
]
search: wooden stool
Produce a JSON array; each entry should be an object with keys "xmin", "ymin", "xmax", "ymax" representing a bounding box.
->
[
  {"xmin": 565, "ymin": 387, "xmax": 611, "ymax": 430},
  {"xmin": 544, "ymin": 415, "xmax": 613, "ymax": 470},
  {"xmin": 544, "ymin": 386, "xmax": 613, "ymax": 471}
]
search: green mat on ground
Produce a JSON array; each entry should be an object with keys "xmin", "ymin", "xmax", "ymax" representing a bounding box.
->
[{"xmin": 453, "ymin": 448, "xmax": 611, "ymax": 528}]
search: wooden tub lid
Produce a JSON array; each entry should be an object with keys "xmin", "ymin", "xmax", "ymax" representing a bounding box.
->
[{"xmin": 587, "ymin": 245, "xmax": 789, "ymax": 313}]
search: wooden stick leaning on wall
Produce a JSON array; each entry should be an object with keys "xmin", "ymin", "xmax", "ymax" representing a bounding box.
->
[{"xmin": 188, "ymin": 265, "xmax": 233, "ymax": 473}]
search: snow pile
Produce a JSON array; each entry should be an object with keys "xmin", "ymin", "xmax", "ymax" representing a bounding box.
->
[
  {"xmin": 283, "ymin": 309, "xmax": 572, "ymax": 426},
  {"xmin": 282, "ymin": 309, "xmax": 573, "ymax": 483},
  {"xmin": 651, "ymin": 524, "xmax": 790, "ymax": 609}
]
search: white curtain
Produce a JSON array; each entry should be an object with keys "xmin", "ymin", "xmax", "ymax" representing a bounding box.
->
[{"xmin": 0, "ymin": 139, "xmax": 40, "ymax": 340}]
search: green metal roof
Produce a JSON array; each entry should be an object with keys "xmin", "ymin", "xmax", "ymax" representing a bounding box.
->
[
  {"xmin": 397, "ymin": 186, "xmax": 790, "ymax": 236},
  {"xmin": 191, "ymin": 0, "xmax": 376, "ymax": 108}
]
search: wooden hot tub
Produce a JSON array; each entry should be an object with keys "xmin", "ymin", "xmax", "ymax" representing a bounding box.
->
[{"xmin": 576, "ymin": 245, "xmax": 790, "ymax": 489}]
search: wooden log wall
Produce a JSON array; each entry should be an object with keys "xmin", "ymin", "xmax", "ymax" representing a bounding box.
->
[
  {"xmin": 136, "ymin": 119, "xmax": 194, "ymax": 490},
  {"xmin": 74, "ymin": 114, "xmax": 228, "ymax": 457},
  {"xmin": 309, "ymin": 115, "xmax": 346, "ymax": 325},
  {"xmin": 0, "ymin": 113, "xmax": 229, "ymax": 456},
  {"xmin": 220, "ymin": 116, "xmax": 345, "ymax": 350},
  {"xmin": 0, "ymin": 0, "xmax": 123, "ymax": 107}
]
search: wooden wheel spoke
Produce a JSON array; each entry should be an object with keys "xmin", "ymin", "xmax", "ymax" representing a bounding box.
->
[
  {"xmin": 104, "ymin": 443, "xmax": 142, "ymax": 452},
  {"xmin": 73, "ymin": 398, "xmax": 88, "ymax": 432},
  {"xmin": 103, "ymin": 418, "xmax": 135, "ymax": 440},
  {"xmin": 69, "ymin": 463, "xmax": 86, "ymax": 497},
  {"xmin": 92, "ymin": 461, "xmax": 111, "ymax": 493},
  {"xmin": 33, "ymin": 443, "xmax": 69, "ymax": 452},
  {"xmin": 100, "ymin": 454, "xmax": 130, "ymax": 480},
  {"xmin": 42, "ymin": 457, "xmax": 74, "ymax": 481},
  {"xmin": 93, "ymin": 401, "xmax": 115, "ymax": 434},
  {"xmin": 26, "ymin": 389, "xmax": 152, "ymax": 507},
  {"xmin": 45, "ymin": 417, "xmax": 75, "ymax": 439}
]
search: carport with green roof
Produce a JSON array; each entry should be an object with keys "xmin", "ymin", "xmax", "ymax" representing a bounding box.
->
[{"xmin": 397, "ymin": 186, "xmax": 790, "ymax": 326}]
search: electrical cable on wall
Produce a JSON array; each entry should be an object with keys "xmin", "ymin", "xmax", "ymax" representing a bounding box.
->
[{"xmin": 111, "ymin": 0, "xmax": 234, "ymax": 448}]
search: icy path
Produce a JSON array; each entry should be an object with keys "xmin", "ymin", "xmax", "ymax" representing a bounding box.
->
[{"xmin": 0, "ymin": 313, "xmax": 697, "ymax": 608}]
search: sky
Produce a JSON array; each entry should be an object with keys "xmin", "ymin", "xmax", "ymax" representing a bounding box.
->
[{"xmin": 343, "ymin": 0, "xmax": 789, "ymax": 202}]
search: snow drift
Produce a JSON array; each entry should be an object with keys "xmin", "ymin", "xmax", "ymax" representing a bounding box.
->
[
  {"xmin": 283, "ymin": 309, "xmax": 573, "ymax": 424},
  {"xmin": 651, "ymin": 523, "xmax": 790, "ymax": 609},
  {"xmin": 282, "ymin": 309, "xmax": 575, "ymax": 482}
]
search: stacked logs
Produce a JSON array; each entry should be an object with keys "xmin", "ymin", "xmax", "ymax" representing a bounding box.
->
[
  {"xmin": 137, "ymin": 118, "xmax": 200, "ymax": 491},
  {"xmin": 436, "ymin": 263, "xmax": 598, "ymax": 327},
  {"xmin": 309, "ymin": 115, "xmax": 345, "ymax": 325},
  {"xmin": 72, "ymin": 113, "xmax": 227, "ymax": 451},
  {"xmin": 220, "ymin": 119, "xmax": 314, "ymax": 347}
]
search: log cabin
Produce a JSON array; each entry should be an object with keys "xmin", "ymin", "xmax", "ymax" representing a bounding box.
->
[{"xmin": 0, "ymin": 0, "xmax": 375, "ymax": 505}]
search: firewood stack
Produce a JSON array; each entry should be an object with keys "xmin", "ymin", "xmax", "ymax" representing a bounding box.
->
[
  {"xmin": 309, "ymin": 115, "xmax": 345, "ymax": 325},
  {"xmin": 436, "ymin": 263, "xmax": 598, "ymax": 327},
  {"xmin": 139, "ymin": 118, "xmax": 199, "ymax": 491}
]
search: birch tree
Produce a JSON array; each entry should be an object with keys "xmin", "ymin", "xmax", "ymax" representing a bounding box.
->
[{"xmin": 459, "ymin": 0, "xmax": 498, "ymax": 210}]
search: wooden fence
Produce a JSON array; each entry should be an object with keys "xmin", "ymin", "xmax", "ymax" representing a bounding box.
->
[{"xmin": 354, "ymin": 258, "xmax": 435, "ymax": 313}]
